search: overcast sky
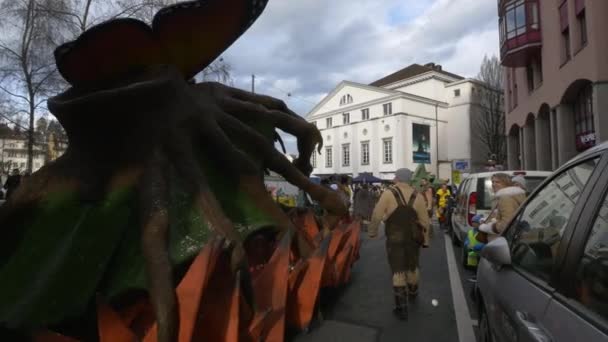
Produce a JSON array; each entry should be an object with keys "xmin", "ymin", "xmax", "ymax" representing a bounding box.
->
[{"xmin": 218, "ymin": 0, "xmax": 499, "ymax": 154}]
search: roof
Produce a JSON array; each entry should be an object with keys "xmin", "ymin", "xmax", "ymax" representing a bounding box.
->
[{"xmin": 369, "ymin": 63, "xmax": 464, "ymax": 87}]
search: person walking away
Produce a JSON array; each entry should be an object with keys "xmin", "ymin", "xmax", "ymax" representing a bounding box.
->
[
  {"xmin": 420, "ymin": 178, "xmax": 434, "ymax": 243},
  {"xmin": 478, "ymin": 173, "xmax": 526, "ymax": 242},
  {"xmin": 368, "ymin": 168, "xmax": 430, "ymax": 320},
  {"xmin": 435, "ymin": 183, "xmax": 451, "ymax": 229},
  {"xmin": 353, "ymin": 184, "xmax": 374, "ymax": 231},
  {"xmin": 338, "ymin": 175, "xmax": 352, "ymax": 210},
  {"xmin": 3, "ymin": 168, "xmax": 22, "ymax": 201}
]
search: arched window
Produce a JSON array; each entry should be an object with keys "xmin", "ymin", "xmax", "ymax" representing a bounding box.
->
[
  {"xmin": 574, "ymin": 84, "xmax": 595, "ymax": 151},
  {"xmin": 339, "ymin": 94, "xmax": 353, "ymax": 106}
]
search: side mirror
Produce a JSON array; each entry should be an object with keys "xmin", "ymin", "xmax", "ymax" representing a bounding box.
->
[{"xmin": 481, "ymin": 237, "xmax": 512, "ymax": 266}]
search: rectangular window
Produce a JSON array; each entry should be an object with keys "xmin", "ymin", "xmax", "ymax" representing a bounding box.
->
[
  {"xmin": 454, "ymin": 89, "xmax": 461, "ymax": 97},
  {"xmin": 361, "ymin": 141, "xmax": 370, "ymax": 165},
  {"xmin": 507, "ymin": 68, "xmax": 513, "ymax": 111},
  {"xmin": 578, "ymin": 10, "xmax": 587, "ymax": 46},
  {"xmin": 342, "ymin": 143, "xmax": 350, "ymax": 167},
  {"xmin": 325, "ymin": 146, "xmax": 333, "ymax": 167},
  {"xmin": 383, "ymin": 103, "xmax": 392, "ymax": 116},
  {"xmin": 512, "ymin": 68, "xmax": 518, "ymax": 108},
  {"xmin": 563, "ymin": 28, "xmax": 571, "ymax": 63},
  {"xmin": 559, "ymin": 1, "xmax": 569, "ymax": 32},
  {"xmin": 361, "ymin": 108, "xmax": 370, "ymax": 121},
  {"xmin": 343, "ymin": 113, "xmax": 350, "ymax": 125},
  {"xmin": 383, "ymin": 138, "xmax": 393, "ymax": 164},
  {"xmin": 326, "ymin": 117, "xmax": 333, "ymax": 128},
  {"xmin": 526, "ymin": 63, "xmax": 534, "ymax": 92}
]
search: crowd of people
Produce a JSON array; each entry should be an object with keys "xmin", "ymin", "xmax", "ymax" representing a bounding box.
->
[{"xmin": 313, "ymin": 170, "xmax": 530, "ymax": 321}]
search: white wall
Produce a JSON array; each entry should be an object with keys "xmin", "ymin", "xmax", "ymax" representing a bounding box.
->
[
  {"xmin": 395, "ymin": 78, "xmax": 449, "ymax": 102},
  {"xmin": 309, "ymin": 84, "xmax": 392, "ymax": 117}
]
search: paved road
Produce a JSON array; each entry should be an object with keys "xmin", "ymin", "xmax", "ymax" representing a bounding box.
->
[{"xmin": 293, "ymin": 223, "xmax": 480, "ymax": 342}]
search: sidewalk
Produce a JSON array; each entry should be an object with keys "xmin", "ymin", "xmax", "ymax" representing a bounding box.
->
[{"xmin": 293, "ymin": 224, "xmax": 459, "ymax": 342}]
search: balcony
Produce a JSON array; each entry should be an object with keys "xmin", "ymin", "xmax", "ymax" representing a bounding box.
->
[{"xmin": 499, "ymin": 0, "xmax": 542, "ymax": 67}]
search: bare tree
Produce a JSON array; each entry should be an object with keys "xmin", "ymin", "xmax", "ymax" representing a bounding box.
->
[
  {"xmin": 474, "ymin": 55, "xmax": 506, "ymax": 166},
  {"xmin": 0, "ymin": 0, "xmax": 235, "ymax": 172},
  {"xmin": 0, "ymin": 0, "xmax": 70, "ymax": 172}
]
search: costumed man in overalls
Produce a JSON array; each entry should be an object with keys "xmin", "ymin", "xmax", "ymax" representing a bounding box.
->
[{"xmin": 368, "ymin": 168, "xmax": 431, "ymax": 320}]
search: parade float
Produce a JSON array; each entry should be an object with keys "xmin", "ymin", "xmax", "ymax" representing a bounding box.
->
[{"xmin": 0, "ymin": 1, "xmax": 360, "ymax": 341}]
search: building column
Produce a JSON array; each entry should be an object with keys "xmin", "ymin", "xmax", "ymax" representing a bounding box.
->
[
  {"xmin": 507, "ymin": 134, "xmax": 520, "ymax": 170},
  {"xmin": 519, "ymin": 127, "xmax": 525, "ymax": 170},
  {"xmin": 593, "ymin": 82, "xmax": 608, "ymax": 144},
  {"xmin": 550, "ymin": 108, "xmax": 559, "ymax": 170},
  {"xmin": 556, "ymin": 104, "xmax": 577, "ymax": 165},
  {"xmin": 535, "ymin": 116, "xmax": 552, "ymax": 171},
  {"xmin": 523, "ymin": 123, "xmax": 536, "ymax": 170}
]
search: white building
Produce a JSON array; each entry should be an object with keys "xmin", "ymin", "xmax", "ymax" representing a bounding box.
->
[
  {"xmin": 306, "ymin": 63, "xmax": 494, "ymax": 181},
  {"xmin": 0, "ymin": 136, "xmax": 46, "ymax": 173}
]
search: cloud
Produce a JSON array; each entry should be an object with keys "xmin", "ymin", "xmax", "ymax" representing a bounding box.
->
[{"xmin": 221, "ymin": 0, "xmax": 499, "ymax": 154}]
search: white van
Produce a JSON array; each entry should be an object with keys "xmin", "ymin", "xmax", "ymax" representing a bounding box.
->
[{"xmin": 450, "ymin": 170, "xmax": 552, "ymax": 245}]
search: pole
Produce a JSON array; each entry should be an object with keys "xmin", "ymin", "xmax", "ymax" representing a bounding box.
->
[
  {"xmin": 435, "ymin": 104, "xmax": 439, "ymax": 177},
  {"xmin": 251, "ymin": 74, "xmax": 255, "ymax": 94}
]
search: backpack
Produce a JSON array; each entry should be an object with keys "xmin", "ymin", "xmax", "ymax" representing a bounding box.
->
[{"xmin": 386, "ymin": 187, "xmax": 425, "ymax": 246}]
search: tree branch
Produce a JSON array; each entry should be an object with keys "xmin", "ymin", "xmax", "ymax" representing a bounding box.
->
[{"xmin": 0, "ymin": 84, "xmax": 30, "ymax": 103}]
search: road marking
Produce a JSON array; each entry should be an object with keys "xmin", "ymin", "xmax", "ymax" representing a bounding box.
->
[{"xmin": 444, "ymin": 236, "xmax": 477, "ymax": 342}]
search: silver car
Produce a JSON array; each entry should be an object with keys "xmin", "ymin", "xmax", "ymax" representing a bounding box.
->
[{"xmin": 476, "ymin": 142, "xmax": 608, "ymax": 342}]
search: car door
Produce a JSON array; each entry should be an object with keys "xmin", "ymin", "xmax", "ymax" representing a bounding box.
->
[
  {"xmin": 454, "ymin": 178, "xmax": 471, "ymax": 231},
  {"xmin": 540, "ymin": 156, "xmax": 608, "ymax": 342},
  {"xmin": 478, "ymin": 156, "xmax": 601, "ymax": 342}
]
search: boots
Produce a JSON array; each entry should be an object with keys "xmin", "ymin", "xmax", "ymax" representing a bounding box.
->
[
  {"xmin": 392, "ymin": 286, "xmax": 408, "ymax": 320},
  {"xmin": 408, "ymin": 284, "xmax": 419, "ymax": 299}
]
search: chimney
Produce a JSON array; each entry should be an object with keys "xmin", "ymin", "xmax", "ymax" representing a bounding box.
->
[
  {"xmin": 435, "ymin": 64, "xmax": 442, "ymax": 71},
  {"xmin": 424, "ymin": 62, "xmax": 435, "ymax": 69}
]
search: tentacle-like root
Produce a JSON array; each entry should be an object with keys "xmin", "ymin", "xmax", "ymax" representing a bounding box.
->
[
  {"xmin": 193, "ymin": 82, "xmax": 322, "ymax": 176},
  {"xmin": 138, "ymin": 148, "xmax": 177, "ymax": 342},
  {"xmin": 215, "ymin": 111, "xmax": 346, "ymax": 217}
]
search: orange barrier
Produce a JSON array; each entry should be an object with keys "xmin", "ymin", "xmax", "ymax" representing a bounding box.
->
[{"xmin": 37, "ymin": 212, "xmax": 360, "ymax": 342}]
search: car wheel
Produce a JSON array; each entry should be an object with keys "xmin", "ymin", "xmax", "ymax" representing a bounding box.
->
[{"xmin": 478, "ymin": 303, "xmax": 494, "ymax": 342}]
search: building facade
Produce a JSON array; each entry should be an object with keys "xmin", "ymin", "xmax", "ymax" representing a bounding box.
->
[
  {"xmin": 499, "ymin": 0, "xmax": 608, "ymax": 170},
  {"xmin": 306, "ymin": 63, "xmax": 496, "ymax": 181},
  {"xmin": 0, "ymin": 122, "xmax": 68, "ymax": 175}
]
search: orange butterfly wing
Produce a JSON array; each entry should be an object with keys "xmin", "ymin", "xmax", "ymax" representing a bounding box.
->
[
  {"xmin": 152, "ymin": 0, "xmax": 269, "ymax": 80},
  {"xmin": 54, "ymin": 19, "xmax": 165, "ymax": 88}
]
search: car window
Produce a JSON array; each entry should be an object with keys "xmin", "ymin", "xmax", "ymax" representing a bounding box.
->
[
  {"xmin": 575, "ymin": 191, "xmax": 608, "ymax": 322},
  {"xmin": 508, "ymin": 158, "xmax": 599, "ymax": 282}
]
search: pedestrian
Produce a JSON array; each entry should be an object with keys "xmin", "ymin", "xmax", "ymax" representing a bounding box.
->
[
  {"xmin": 353, "ymin": 183, "xmax": 374, "ymax": 230},
  {"xmin": 368, "ymin": 168, "xmax": 430, "ymax": 320},
  {"xmin": 435, "ymin": 183, "xmax": 451, "ymax": 228},
  {"xmin": 338, "ymin": 175, "xmax": 352, "ymax": 209},
  {"xmin": 420, "ymin": 177, "xmax": 434, "ymax": 243},
  {"xmin": 478, "ymin": 173, "xmax": 526, "ymax": 242},
  {"xmin": 3, "ymin": 168, "xmax": 22, "ymax": 201}
]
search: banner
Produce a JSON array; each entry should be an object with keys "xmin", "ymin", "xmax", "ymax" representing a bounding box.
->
[{"xmin": 412, "ymin": 123, "xmax": 431, "ymax": 164}]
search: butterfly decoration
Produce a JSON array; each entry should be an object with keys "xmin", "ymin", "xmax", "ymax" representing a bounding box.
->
[{"xmin": 54, "ymin": 0, "xmax": 269, "ymax": 88}]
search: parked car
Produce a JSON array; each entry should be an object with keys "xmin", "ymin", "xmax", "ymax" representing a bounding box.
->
[
  {"xmin": 475, "ymin": 142, "xmax": 608, "ymax": 342},
  {"xmin": 450, "ymin": 170, "xmax": 551, "ymax": 247}
]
